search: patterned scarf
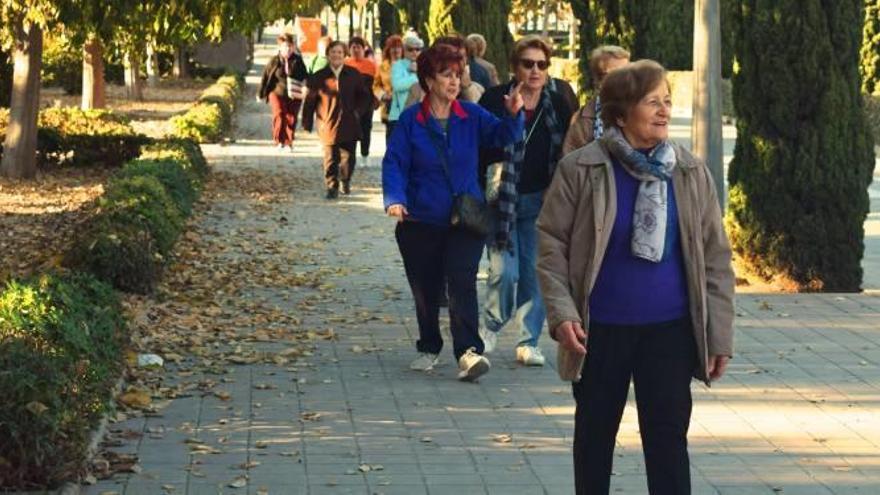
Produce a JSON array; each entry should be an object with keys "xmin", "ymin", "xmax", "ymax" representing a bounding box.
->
[
  {"xmin": 593, "ymin": 96, "xmax": 604, "ymax": 139},
  {"xmin": 599, "ymin": 126, "xmax": 677, "ymax": 263},
  {"xmin": 493, "ymin": 84, "xmax": 565, "ymax": 250}
]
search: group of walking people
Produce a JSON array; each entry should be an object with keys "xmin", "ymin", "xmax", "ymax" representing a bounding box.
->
[
  {"xmin": 381, "ymin": 31, "xmax": 736, "ymax": 495},
  {"xmin": 258, "ymin": 33, "xmax": 378, "ymax": 199},
  {"xmin": 258, "ymin": 25, "xmax": 736, "ymax": 494}
]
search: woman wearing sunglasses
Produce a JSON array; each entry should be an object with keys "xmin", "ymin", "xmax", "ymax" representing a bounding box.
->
[
  {"xmin": 388, "ymin": 35, "xmax": 424, "ymax": 141},
  {"xmin": 477, "ymin": 35, "xmax": 575, "ymax": 366}
]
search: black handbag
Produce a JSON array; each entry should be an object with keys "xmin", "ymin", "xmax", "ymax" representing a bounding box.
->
[{"xmin": 428, "ymin": 129, "xmax": 490, "ymax": 237}]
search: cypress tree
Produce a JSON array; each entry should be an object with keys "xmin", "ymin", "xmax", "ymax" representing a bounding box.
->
[
  {"xmin": 426, "ymin": 0, "xmax": 514, "ymax": 74},
  {"xmin": 862, "ymin": 0, "xmax": 880, "ymax": 94},
  {"xmin": 727, "ymin": 0, "xmax": 875, "ymax": 291},
  {"xmin": 570, "ymin": 0, "xmax": 633, "ymax": 93},
  {"xmin": 396, "ymin": 0, "xmax": 429, "ymax": 38},
  {"xmin": 570, "ymin": 0, "xmax": 737, "ymax": 89},
  {"xmin": 622, "ymin": 0, "xmax": 693, "ymax": 70},
  {"xmin": 378, "ymin": 0, "xmax": 401, "ymax": 46}
]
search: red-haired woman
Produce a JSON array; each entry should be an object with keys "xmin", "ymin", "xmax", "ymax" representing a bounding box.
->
[
  {"xmin": 373, "ymin": 35, "xmax": 404, "ymax": 142},
  {"xmin": 382, "ymin": 43, "xmax": 524, "ymax": 382}
]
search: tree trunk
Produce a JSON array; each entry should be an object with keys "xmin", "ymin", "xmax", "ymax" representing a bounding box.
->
[
  {"xmin": 568, "ymin": 10, "xmax": 577, "ymax": 59},
  {"xmin": 349, "ymin": 3, "xmax": 355, "ymax": 39},
  {"xmin": 81, "ymin": 35, "xmax": 106, "ymax": 110},
  {"xmin": 173, "ymin": 46, "xmax": 190, "ymax": 79},
  {"xmin": 124, "ymin": 48, "xmax": 143, "ymax": 101},
  {"xmin": 1, "ymin": 22, "xmax": 42, "ymax": 180},
  {"xmin": 146, "ymin": 42, "xmax": 160, "ymax": 87},
  {"xmin": 727, "ymin": 0, "xmax": 875, "ymax": 291},
  {"xmin": 541, "ymin": 2, "xmax": 549, "ymax": 38}
]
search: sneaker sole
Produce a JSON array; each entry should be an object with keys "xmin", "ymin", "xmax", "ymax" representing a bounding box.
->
[
  {"xmin": 410, "ymin": 359, "xmax": 441, "ymax": 372},
  {"xmin": 458, "ymin": 359, "xmax": 490, "ymax": 382}
]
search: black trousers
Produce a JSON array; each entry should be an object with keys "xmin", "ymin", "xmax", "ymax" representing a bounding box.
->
[
  {"xmin": 395, "ymin": 221, "xmax": 484, "ymax": 360},
  {"xmin": 322, "ymin": 141, "xmax": 356, "ymax": 190},
  {"xmin": 385, "ymin": 120, "xmax": 397, "ymax": 146},
  {"xmin": 572, "ymin": 318, "xmax": 697, "ymax": 495},
  {"xmin": 359, "ymin": 108, "xmax": 374, "ymax": 157}
]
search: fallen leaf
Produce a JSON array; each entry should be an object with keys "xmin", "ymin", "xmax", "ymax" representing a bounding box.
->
[
  {"xmin": 492, "ymin": 434, "xmax": 513, "ymax": 444},
  {"xmin": 26, "ymin": 401, "xmax": 49, "ymax": 416},
  {"xmin": 229, "ymin": 475, "xmax": 247, "ymax": 488},
  {"xmin": 118, "ymin": 389, "xmax": 152, "ymax": 409}
]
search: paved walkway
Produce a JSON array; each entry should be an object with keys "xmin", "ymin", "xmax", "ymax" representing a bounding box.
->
[{"xmin": 77, "ymin": 36, "xmax": 880, "ymax": 495}]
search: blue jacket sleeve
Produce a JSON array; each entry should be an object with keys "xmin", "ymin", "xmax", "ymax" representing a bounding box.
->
[
  {"xmin": 474, "ymin": 103, "xmax": 525, "ymax": 149},
  {"xmin": 382, "ymin": 114, "xmax": 412, "ymax": 211},
  {"xmin": 391, "ymin": 61, "xmax": 418, "ymax": 91}
]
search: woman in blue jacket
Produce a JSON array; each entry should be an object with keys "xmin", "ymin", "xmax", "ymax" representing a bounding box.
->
[{"xmin": 383, "ymin": 43, "xmax": 524, "ymax": 382}]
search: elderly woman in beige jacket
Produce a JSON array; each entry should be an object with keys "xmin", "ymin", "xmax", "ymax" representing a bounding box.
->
[
  {"xmin": 536, "ymin": 60, "xmax": 735, "ymax": 494},
  {"xmin": 561, "ymin": 45, "xmax": 630, "ymax": 156}
]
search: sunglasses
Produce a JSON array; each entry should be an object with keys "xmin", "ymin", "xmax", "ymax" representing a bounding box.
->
[
  {"xmin": 519, "ymin": 59, "xmax": 550, "ymax": 71},
  {"xmin": 406, "ymin": 47, "xmax": 422, "ymax": 52}
]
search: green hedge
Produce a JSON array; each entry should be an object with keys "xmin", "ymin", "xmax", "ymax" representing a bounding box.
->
[
  {"xmin": 0, "ymin": 107, "xmax": 150, "ymax": 169},
  {"xmin": 66, "ymin": 140, "xmax": 207, "ymax": 294},
  {"xmin": 170, "ymin": 74, "xmax": 244, "ymax": 143},
  {"xmin": 0, "ymin": 272, "xmax": 126, "ymax": 489}
]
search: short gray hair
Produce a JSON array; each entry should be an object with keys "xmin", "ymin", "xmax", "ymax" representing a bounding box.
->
[{"xmin": 466, "ymin": 34, "xmax": 487, "ymax": 57}]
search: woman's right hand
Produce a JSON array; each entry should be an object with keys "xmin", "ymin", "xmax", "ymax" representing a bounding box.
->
[
  {"xmin": 387, "ymin": 204, "xmax": 409, "ymax": 222},
  {"xmin": 554, "ymin": 321, "xmax": 587, "ymax": 355}
]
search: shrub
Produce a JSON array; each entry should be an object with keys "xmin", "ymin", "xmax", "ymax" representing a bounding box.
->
[
  {"xmin": 101, "ymin": 175, "xmax": 185, "ymax": 255},
  {"xmin": 170, "ymin": 102, "xmax": 225, "ymax": 143},
  {"xmin": 140, "ymin": 139, "xmax": 209, "ymax": 179},
  {"xmin": 169, "ymin": 73, "xmax": 244, "ymax": 143},
  {"xmin": 0, "ymin": 108, "xmax": 150, "ymax": 169},
  {"xmin": 116, "ymin": 158, "xmax": 198, "ymax": 215},
  {"xmin": 65, "ymin": 139, "xmax": 207, "ymax": 294},
  {"xmin": 0, "ymin": 272, "xmax": 126, "ymax": 489},
  {"xmin": 65, "ymin": 220, "xmax": 162, "ymax": 294},
  {"xmin": 38, "ymin": 108, "xmax": 151, "ymax": 168}
]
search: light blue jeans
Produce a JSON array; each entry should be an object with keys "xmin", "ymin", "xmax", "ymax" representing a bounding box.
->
[{"xmin": 484, "ymin": 191, "xmax": 546, "ymax": 347}]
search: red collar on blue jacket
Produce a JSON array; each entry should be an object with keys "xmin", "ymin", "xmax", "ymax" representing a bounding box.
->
[{"xmin": 416, "ymin": 97, "xmax": 469, "ymax": 125}]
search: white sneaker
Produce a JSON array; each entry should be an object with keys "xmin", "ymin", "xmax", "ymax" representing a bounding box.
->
[
  {"xmin": 359, "ymin": 156, "xmax": 370, "ymax": 168},
  {"xmin": 479, "ymin": 328, "xmax": 497, "ymax": 354},
  {"xmin": 457, "ymin": 348, "xmax": 490, "ymax": 382},
  {"xmin": 410, "ymin": 352, "xmax": 441, "ymax": 371},
  {"xmin": 516, "ymin": 345, "xmax": 545, "ymax": 366}
]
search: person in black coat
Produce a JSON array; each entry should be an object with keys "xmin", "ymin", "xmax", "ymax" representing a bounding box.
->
[
  {"xmin": 258, "ymin": 33, "xmax": 308, "ymax": 150},
  {"xmin": 302, "ymin": 41, "xmax": 374, "ymax": 199}
]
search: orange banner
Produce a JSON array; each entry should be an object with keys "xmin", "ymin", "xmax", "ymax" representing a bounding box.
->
[{"xmin": 296, "ymin": 17, "xmax": 322, "ymax": 55}]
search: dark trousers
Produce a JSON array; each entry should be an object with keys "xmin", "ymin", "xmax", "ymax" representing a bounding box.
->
[
  {"xmin": 268, "ymin": 93, "xmax": 300, "ymax": 146},
  {"xmin": 359, "ymin": 108, "xmax": 374, "ymax": 157},
  {"xmin": 395, "ymin": 221, "xmax": 484, "ymax": 360},
  {"xmin": 322, "ymin": 142, "xmax": 356, "ymax": 190},
  {"xmin": 572, "ymin": 318, "xmax": 697, "ymax": 495},
  {"xmin": 385, "ymin": 120, "xmax": 397, "ymax": 145}
]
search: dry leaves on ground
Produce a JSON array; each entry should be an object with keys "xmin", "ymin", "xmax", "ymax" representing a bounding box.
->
[{"xmin": 0, "ymin": 167, "xmax": 111, "ymax": 280}]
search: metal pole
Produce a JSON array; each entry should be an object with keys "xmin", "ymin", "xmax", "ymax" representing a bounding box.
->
[{"xmin": 692, "ymin": 0, "xmax": 725, "ymax": 210}]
